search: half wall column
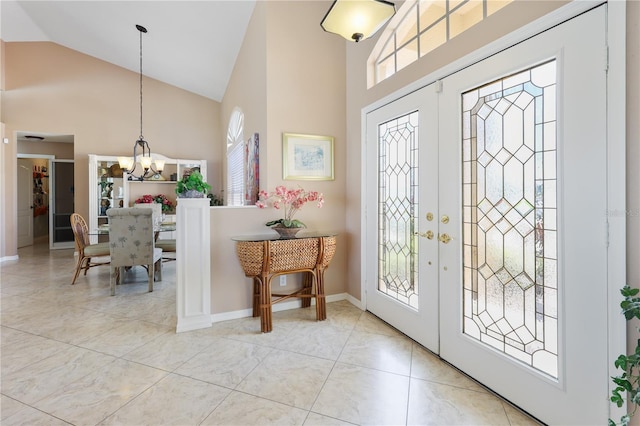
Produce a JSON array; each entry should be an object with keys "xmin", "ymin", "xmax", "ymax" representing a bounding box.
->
[{"xmin": 176, "ymin": 198, "xmax": 211, "ymax": 332}]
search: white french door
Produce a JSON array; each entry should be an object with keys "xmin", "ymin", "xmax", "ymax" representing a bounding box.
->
[
  {"xmin": 365, "ymin": 5, "xmax": 609, "ymax": 424},
  {"xmin": 365, "ymin": 83, "xmax": 440, "ymax": 353}
]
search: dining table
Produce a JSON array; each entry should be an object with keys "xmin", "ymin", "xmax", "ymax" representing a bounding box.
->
[{"xmin": 93, "ymin": 222, "xmax": 176, "ymax": 240}]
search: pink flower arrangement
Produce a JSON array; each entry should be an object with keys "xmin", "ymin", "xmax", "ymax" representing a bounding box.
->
[
  {"xmin": 256, "ymin": 185, "xmax": 324, "ymax": 228},
  {"xmin": 135, "ymin": 194, "xmax": 174, "ymax": 213}
]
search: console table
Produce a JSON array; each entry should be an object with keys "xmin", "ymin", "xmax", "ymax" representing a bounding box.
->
[{"xmin": 232, "ymin": 233, "xmax": 337, "ymax": 333}]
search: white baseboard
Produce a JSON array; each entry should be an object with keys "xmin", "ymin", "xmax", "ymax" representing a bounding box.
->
[
  {"xmin": 210, "ymin": 292, "xmax": 360, "ymax": 324},
  {"xmin": 0, "ymin": 255, "xmax": 19, "ymax": 263},
  {"xmin": 343, "ymin": 292, "xmax": 363, "ymax": 310}
]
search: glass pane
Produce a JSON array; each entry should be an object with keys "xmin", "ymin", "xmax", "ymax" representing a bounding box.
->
[
  {"xmin": 487, "ymin": 0, "xmax": 512, "ymax": 16},
  {"xmin": 376, "ymin": 55, "xmax": 396, "ymax": 84},
  {"xmin": 370, "ymin": 0, "xmax": 514, "ymax": 85},
  {"xmin": 396, "ymin": 4, "xmax": 419, "ymax": 47},
  {"xmin": 419, "ymin": 19, "xmax": 447, "ymax": 57},
  {"xmin": 378, "ymin": 37, "xmax": 395, "ymax": 63},
  {"xmin": 449, "ymin": 0, "xmax": 484, "ymax": 39},
  {"xmin": 449, "ymin": 0, "xmax": 466, "ymax": 10},
  {"xmin": 397, "ymin": 39, "xmax": 419, "ymax": 72},
  {"xmin": 419, "ymin": 0, "xmax": 446, "ymax": 32},
  {"xmin": 378, "ymin": 111, "xmax": 420, "ymax": 310},
  {"xmin": 462, "ymin": 60, "xmax": 558, "ymax": 378}
]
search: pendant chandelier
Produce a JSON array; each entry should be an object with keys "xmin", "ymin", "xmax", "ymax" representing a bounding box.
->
[
  {"xmin": 118, "ymin": 24, "xmax": 164, "ymax": 181},
  {"xmin": 320, "ymin": 0, "xmax": 396, "ymax": 43}
]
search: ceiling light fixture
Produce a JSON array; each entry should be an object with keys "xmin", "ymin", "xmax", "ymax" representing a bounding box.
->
[
  {"xmin": 320, "ymin": 0, "xmax": 396, "ymax": 43},
  {"xmin": 118, "ymin": 24, "xmax": 164, "ymax": 181}
]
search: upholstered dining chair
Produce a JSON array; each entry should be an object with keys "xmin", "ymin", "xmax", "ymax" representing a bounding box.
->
[
  {"xmin": 70, "ymin": 213, "xmax": 110, "ymax": 285},
  {"xmin": 154, "ymin": 239, "xmax": 176, "ymax": 262},
  {"xmin": 106, "ymin": 208, "xmax": 162, "ymax": 296}
]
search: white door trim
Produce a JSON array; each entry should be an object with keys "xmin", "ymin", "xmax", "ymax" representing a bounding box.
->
[
  {"xmin": 605, "ymin": 0, "xmax": 627, "ymax": 420},
  {"xmin": 17, "ymin": 154, "xmax": 55, "ymax": 249}
]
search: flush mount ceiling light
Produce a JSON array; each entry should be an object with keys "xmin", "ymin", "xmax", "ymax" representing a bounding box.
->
[
  {"xmin": 118, "ymin": 24, "xmax": 164, "ymax": 181},
  {"xmin": 320, "ymin": 0, "xmax": 396, "ymax": 43}
]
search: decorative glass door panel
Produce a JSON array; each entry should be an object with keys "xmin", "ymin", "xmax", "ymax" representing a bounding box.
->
[
  {"xmin": 378, "ymin": 111, "xmax": 419, "ymax": 309},
  {"xmin": 461, "ymin": 61, "xmax": 558, "ymax": 378}
]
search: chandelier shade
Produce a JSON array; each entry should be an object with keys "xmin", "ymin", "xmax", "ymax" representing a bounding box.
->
[
  {"xmin": 320, "ymin": 0, "xmax": 396, "ymax": 43},
  {"xmin": 118, "ymin": 24, "xmax": 163, "ymax": 181}
]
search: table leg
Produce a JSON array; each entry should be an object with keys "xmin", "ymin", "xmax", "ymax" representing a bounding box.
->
[
  {"xmin": 253, "ymin": 277, "xmax": 260, "ymax": 317},
  {"xmin": 315, "ymin": 268, "xmax": 327, "ymax": 321},
  {"xmin": 259, "ymin": 275, "xmax": 273, "ymax": 333},
  {"xmin": 301, "ymin": 272, "xmax": 313, "ymax": 308}
]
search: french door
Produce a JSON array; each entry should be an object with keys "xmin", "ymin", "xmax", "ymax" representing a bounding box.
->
[
  {"xmin": 365, "ymin": 5, "xmax": 609, "ymax": 424},
  {"xmin": 365, "ymin": 83, "xmax": 440, "ymax": 352}
]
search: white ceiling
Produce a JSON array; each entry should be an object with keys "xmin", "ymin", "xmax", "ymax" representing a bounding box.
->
[{"xmin": 1, "ymin": 0, "xmax": 257, "ymax": 103}]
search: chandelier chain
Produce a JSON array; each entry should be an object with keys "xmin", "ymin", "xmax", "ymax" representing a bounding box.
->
[{"xmin": 139, "ymin": 28, "xmax": 144, "ymax": 141}]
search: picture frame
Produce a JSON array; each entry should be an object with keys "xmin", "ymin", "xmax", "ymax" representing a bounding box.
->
[
  {"xmin": 282, "ymin": 133, "xmax": 334, "ymax": 181},
  {"xmin": 244, "ymin": 132, "xmax": 259, "ymax": 204}
]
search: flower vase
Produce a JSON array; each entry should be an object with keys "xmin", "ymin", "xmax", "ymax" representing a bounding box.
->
[
  {"xmin": 271, "ymin": 225, "xmax": 302, "ymax": 239},
  {"xmin": 179, "ymin": 189, "xmax": 205, "ymax": 198}
]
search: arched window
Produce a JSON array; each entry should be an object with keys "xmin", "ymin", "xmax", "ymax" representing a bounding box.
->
[
  {"xmin": 369, "ymin": 0, "xmax": 512, "ymax": 87},
  {"xmin": 226, "ymin": 108, "xmax": 245, "ymax": 206}
]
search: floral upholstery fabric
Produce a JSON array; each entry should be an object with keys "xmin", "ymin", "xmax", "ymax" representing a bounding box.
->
[
  {"xmin": 107, "ymin": 208, "xmax": 162, "ymax": 295},
  {"xmin": 133, "ymin": 203, "xmax": 162, "ymax": 227}
]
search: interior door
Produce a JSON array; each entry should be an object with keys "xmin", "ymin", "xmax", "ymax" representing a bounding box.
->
[
  {"xmin": 438, "ymin": 6, "xmax": 608, "ymax": 424},
  {"xmin": 364, "ymin": 5, "xmax": 609, "ymax": 424},
  {"xmin": 365, "ymin": 83, "xmax": 439, "ymax": 352},
  {"xmin": 50, "ymin": 160, "xmax": 75, "ymax": 249},
  {"xmin": 17, "ymin": 159, "xmax": 33, "ymax": 248}
]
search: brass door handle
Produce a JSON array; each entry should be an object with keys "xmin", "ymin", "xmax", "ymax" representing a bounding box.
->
[
  {"xmin": 438, "ymin": 233, "xmax": 452, "ymax": 244},
  {"xmin": 415, "ymin": 230, "xmax": 434, "ymax": 239}
]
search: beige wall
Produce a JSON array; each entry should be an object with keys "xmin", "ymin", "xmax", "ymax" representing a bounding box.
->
[
  {"xmin": 1, "ymin": 41, "xmax": 222, "ymax": 258},
  {"xmin": 17, "ymin": 140, "xmax": 73, "ymax": 159},
  {"xmin": 1, "ymin": 122, "xmax": 6, "ymax": 259},
  {"xmin": 1, "ymin": 40, "xmax": 7, "ymax": 259},
  {"xmin": 215, "ymin": 0, "xmax": 347, "ymax": 313},
  {"xmin": 222, "ymin": 1, "xmax": 268, "ymax": 193}
]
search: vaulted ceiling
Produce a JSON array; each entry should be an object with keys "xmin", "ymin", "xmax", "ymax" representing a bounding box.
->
[{"xmin": 1, "ymin": 1, "xmax": 257, "ymax": 102}]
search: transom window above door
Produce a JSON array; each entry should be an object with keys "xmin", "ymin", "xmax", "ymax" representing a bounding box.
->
[{"xmin": 368, "ymin": 0, "xmax": 513, "ymax": 87}]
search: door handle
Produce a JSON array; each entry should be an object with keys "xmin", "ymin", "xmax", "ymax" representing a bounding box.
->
[
  {"xmin": 415, "ymin": 230, "xmax": 434, "ymax": 239},
  {"xmin": 438, "ymin": 233, "xmax": 452, "ymax": 244}
]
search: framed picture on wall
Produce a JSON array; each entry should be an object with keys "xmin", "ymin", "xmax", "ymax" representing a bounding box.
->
[
  {"xmin": 282, "ymin": 133, "xmax": 334, "ymax": 181},
  {"xmin": 244, "ymin": 132, "xmax": 259, "ymax": 204}
]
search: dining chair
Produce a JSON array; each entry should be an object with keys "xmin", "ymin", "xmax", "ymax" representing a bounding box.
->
[
  {"xmin": 106, "ymin": 208, "xmax": 163, "ymax": 296},
  {"xmin": 155, "ymin": 239, "xmax": 176, "ymax": 262},
  {"xmin": 70, "ymin": 213, "xmax": 110, "ymax": 285}
]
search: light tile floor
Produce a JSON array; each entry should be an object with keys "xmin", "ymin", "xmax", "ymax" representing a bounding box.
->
[{"xmin": 1, "ymin": 243, "xmax": 542, "ymax": 425}]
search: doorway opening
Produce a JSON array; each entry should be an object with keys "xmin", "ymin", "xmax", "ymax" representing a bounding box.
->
[{"xmin": 16, "ymin": 132, "xmax": 75, "ymax": 250}]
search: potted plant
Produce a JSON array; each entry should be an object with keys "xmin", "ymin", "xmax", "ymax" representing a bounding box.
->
[
  {"xmin": 255, "ymin": 185, "xmax": 324, "ymax": 237},
  {"xmin": 134, "ymin": 194, "xmax": 174, "ymax": 213},
  {"xmin": 207, "ymin": 192, "xmax": 224, "ymax": 206},
  {"xmin": 610, "ymin": 285, "xmax": 640, "ymax": 426},
  {"xmin": 175, "ymin": 170, "xmax": 211, "ymax": 198}
]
